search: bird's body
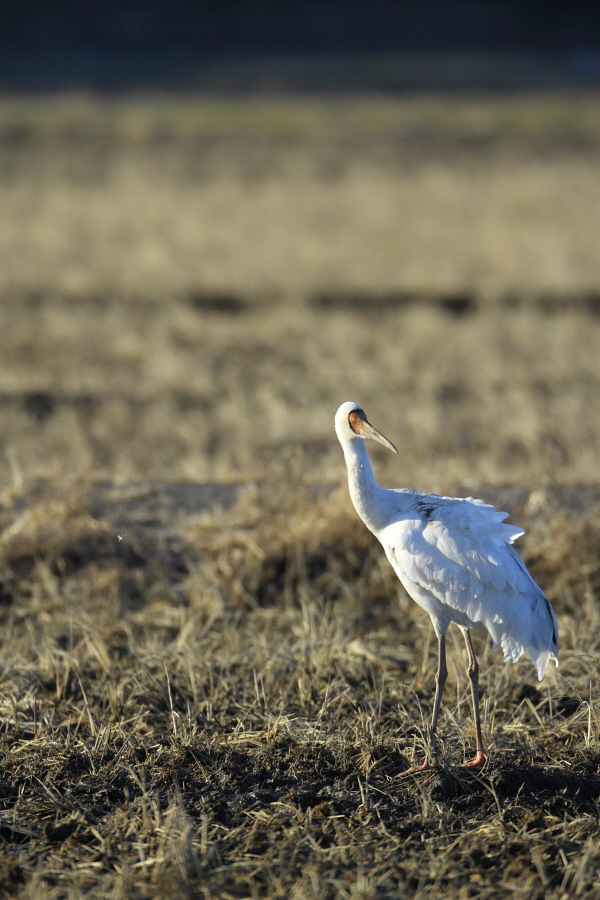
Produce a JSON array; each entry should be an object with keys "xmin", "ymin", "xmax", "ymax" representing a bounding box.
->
[
  {"xmin": 335, "ymin": 400, "xmax": 559, "ymax": 772},
  {"xmin": 375, "ymin": 489, "xmax": 557, "ymax": 680}
]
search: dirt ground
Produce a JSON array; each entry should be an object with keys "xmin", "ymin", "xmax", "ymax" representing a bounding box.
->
[{"xmin": 0, "ymin": 93, "xmax": 600, "ymax": 898}]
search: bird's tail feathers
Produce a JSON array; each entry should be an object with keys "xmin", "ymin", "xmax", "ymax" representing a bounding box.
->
[
  {"xmin": 489, "ymin": 604, "xmax": 559, "ymax": 681},
  {"xmin": 494, "ymin": 637, "xmax": 558, "ymax": 680},
  {"xmin": 531, "ymin": 648, "xmax": 559, "ymax": 681}
]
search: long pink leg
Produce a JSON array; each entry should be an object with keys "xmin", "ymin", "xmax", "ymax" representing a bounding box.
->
[
  {"xmin": 460, "ymin": 630, "xmax": 487, "ymax": 769},
  {"xmin": 397, "ymin": 632, "xmax": 447, "ymax": 776}
]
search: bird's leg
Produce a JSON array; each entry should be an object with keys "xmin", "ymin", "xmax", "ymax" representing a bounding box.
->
[
  {"xmin": 397, "ymin": 632, "xmax": 447, "ymax": 776},
  {"xmin": 460, "ymin": 630, "xmax": 487, "ymax": 769},
  {"xmin": 429, "ymin": 631, "xmax": 447, "ymax": 757}
]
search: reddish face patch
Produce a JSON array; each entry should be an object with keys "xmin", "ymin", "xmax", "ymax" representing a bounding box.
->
[{"xmin": 348, "ymin": 408, "xmax": 367, "ymax": 433}]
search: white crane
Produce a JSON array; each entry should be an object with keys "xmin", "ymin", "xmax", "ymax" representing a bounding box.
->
[{"xmin": 335, "ymin": 401, "xmax": 559, "ymax": 773}]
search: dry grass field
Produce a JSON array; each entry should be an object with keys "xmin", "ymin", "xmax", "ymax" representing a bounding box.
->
[{"xmin": 1, "ymin": 93, "xmax": 600, "ymax": 898}]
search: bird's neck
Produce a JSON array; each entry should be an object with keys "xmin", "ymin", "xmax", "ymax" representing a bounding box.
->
[{"xmin": 343, "ymin": 439, "xmax": 388, "ymax": 534}]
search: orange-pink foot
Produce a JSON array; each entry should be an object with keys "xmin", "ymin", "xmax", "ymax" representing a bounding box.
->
[
  {"xmin": 459, "ymin": 749, "xmax": 487, "ymax": 770},
  {"xmin": 395, "ymin": 759, "xmax": 431, "ymax": 777}
]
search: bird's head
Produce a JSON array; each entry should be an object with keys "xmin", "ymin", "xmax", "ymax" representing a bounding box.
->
[{"xmin": 334, "ymin": 401, "xmax": 397, "ymax": 453}]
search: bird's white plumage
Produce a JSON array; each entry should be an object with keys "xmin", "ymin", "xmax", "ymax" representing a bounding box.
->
[
  {"xmin": 335, "ymin": 401, "xmax": 559, "ymax": 681},
  {"xmin": 379, "ymin": 493, "xmax": 557, "ymax": 679}
]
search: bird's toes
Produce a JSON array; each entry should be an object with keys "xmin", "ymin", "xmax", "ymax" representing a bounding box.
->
[
  {"xmin": 395, "ymin": 759, "xmax": 432, "ymax": 777},
  {"xmin": 458, "ymin": 749, "xmax": 488, "ymax": 770}
]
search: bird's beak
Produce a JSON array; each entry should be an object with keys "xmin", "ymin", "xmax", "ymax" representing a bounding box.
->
[{"xmin": 360, "ymin": 419, "xmax": 398, "ymax": 454}]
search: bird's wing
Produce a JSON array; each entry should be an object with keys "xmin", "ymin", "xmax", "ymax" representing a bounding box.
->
[
  {"xmin": 417, "ymin": 495, "xmax": 526, "ymax": 592},
  {"xmin": 381, "ymin": 493, "xmax": 558, "ymax": 677},
  {"xmin": 383, "ymin": 494, "xmax": 526, "ymax": 600}
]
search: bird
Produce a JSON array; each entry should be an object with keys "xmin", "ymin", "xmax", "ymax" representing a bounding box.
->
[{"xmin": 334, "ymin": 401, "xmax": 559, "ymax": 773}]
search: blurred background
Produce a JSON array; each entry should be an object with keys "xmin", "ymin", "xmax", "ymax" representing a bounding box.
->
[{"xmin": 2, "ymin": 0, "xmax": 600, "ymax": 491}]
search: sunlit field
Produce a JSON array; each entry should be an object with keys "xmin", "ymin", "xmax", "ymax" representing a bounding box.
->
[{"xmin": 1, "ymin": 93, "xmax": 600, "ymax": 898}]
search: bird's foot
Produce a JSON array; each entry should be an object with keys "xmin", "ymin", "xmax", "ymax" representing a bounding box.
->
[
  {"xmin": 459, "ymin": 749, "xmax": 487, "ymax": 770},
  {"xmin": 395, "ymin": 758, "xmax": 432, "ymax": 777}
]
